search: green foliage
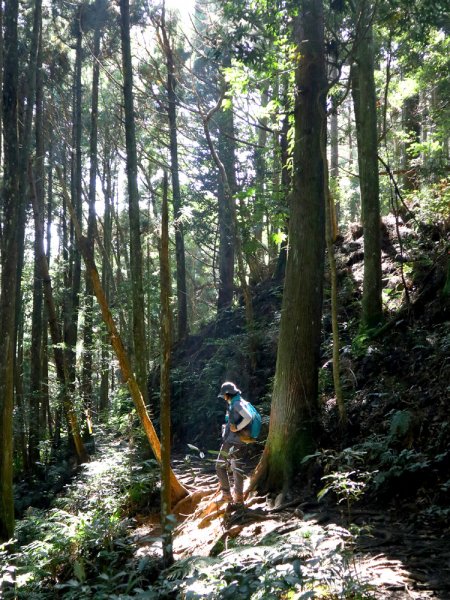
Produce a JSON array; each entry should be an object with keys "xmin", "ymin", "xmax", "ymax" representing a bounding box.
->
[
  {"xmin": 1, "ymin": 437, "xmax": 159, "ymax": 598},
  {"xmin": 153, "ymin": 522, "xmax": 374, "ymax": 599}
]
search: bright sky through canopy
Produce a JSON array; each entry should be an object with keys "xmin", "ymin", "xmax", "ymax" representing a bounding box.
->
[{"xmin": 165, "ymin": 0, "xmax": 195, "ymax": 26}]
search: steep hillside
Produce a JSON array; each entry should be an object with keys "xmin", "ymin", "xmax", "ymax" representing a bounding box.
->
[{"xmin": 152, "ymin": 217, "xmax": 449, "ymax": 516}]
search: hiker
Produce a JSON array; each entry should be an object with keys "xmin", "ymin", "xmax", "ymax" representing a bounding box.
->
[{"xmin": 216, "ymin": 381, "xmax": 253, "ymax": 505}]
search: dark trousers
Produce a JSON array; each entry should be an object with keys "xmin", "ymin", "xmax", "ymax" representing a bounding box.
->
[{"xmin": 216, "ymin": 440, "xmax": 246, "ymax": 497}]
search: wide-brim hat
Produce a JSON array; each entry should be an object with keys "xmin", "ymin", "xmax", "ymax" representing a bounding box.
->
[{"xmin": 217, "ymin": 381, "xmax": 241, "ymax": 398}]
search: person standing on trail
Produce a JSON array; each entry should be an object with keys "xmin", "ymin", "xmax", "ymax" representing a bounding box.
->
[{"xmin": 216, "ymin": 381, "xmax": 253, "ymax": 505}]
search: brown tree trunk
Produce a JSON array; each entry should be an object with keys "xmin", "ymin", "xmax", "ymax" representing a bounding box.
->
[
  {"xmin": 159, "ymin": 172, "xmax": 174, "ymax": 566},
  {"xmin": 0, "ymin": 0, "xmax": 20, "ymax": 540},
  {"xmin": 119, "ymin": 0, "xmax": 149, "ymax": 402},
  {"xmin": 159, "ymin": 11, "xmax": 188, "ymax": 340},
  {"xmin": 351, "ymin": 0, "xmax": 383, "ymax": 329},
  {"xmin": 59, "ymin": 171, "xmax": 188, "ymax": 505},
  {"xmin": 252, "ymin": 0, "xmax": 327, "ymax": 493}
]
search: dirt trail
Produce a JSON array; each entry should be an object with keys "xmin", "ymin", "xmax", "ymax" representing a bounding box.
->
[{"xmin": 130, "ymin": 455, "xmax": 450, "ymax": 599}]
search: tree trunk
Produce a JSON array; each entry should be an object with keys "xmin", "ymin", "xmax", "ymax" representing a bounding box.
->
[
  {"xmin": 29, "ymin": 7, "xmax": 45, "ymax": 468},
  {"xmin": 160, "ymin": 12, "xmax": 188, "ymax": 340},
  {"xmin": 65, "ymin": 9, "xmax": 83, "ymax": 404},
  {"xmin": 30, "ymin": 169, "xmax": 89, "ymax": 465},
  {"xmin": 0, "ymin": 0, "xmax": 20, "ymax": 540},
  {"xmin": 252, "ymin": 0, "xmax": 327, "ymax": 493},
  {"xmin": 99, "ymin": 152, "xmax": 114, "ymax": 417},
  {"xmin": 216, "ymin": 83, "xmax": 237, "ymax": 312},
  {"xmin": 159, "ymin": 172, "xmax": 174, "ymax": 566},
  {"xmin": 119, "ymin": 0, "xmax": 149, "ymax": 402},
  {"xmin": 351, "ymin": 0, "xmax": 383, "ymax": 329},
  {"xmin": 82, "ymin": 3, "xmax": 102, "ymax": 438},
  {"xmin": 59, "ymin": 172, "xmax": 188, "ymax": 505}
]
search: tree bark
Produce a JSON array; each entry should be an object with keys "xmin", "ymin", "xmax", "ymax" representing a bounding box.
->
[
  {"xmin": 119, "ymin": 0, "xmax": 149, "ymax": 402},
  {"xmin": 0, "ymin": 0, "xmax": 20, "ymax": 540},
  {"xmin": 351, "ymin": 0, "xmax": 383, "ymax": 329},
  {"xmin": 252, "ymin": 0, "xmax": 327, "ymax": 493},
  {"xmin": 216, "ymin": 80, "xmax": 237, "ymax": 312}
]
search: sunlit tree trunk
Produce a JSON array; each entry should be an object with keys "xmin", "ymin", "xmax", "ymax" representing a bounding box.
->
[
  {"xmin": 351, "ymin": 0, "xmax": 383, "ymax": 329},
  {"xmin": 119, "ymin": 0, "xmax": 148, "ymax": 402},
  {"xmin": 253, "ymin": 0, "xmax": 327, "ymax": 493},
  {"xmin": 0, "ymin": 0, "xmax": 20, "ymax": 540},
  {"xmin": 60, "ymin": 174, "xmax": 188, "ymax": 504}
]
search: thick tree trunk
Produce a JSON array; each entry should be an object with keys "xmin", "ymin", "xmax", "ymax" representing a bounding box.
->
[
  {"xmin": 119, "ymin": 0, "xmax": 149, "ymax": 402},
  {"xmin": 0, "ymin": 0, "xmax": 20, "ymax": 540},
  {"xmin": 351, "ymin": 1, "xmax": 383, "ymax": 329},
  {"xmin": 253, "ymin": 0, "xmax": 327, "ymax": 493}
]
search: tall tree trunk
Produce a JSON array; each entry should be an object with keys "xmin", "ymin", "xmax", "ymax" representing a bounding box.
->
[
  {"xmin": 82, "ymin": 3, "xmax": 102, "ymax": 438},
  {"xmin": 159, "ymin": 172, "xmax": 174, "ymax": 567},
  {"xmin": 119, "ymin": 0, "xmax": 148, "ymax": 402},
  {"xmin": 351, "ymin": 1, "xmax": 383, "ymax": 329},
  {"xmin": 159, "ymin": 10, "xmax": 188, "ymax": 340},
  {"xmin": 252, "ymin": 0, "xmax": 326, "ymax": 493},
  {"xmin": 0, "ymin": 0, "xmax": 20, "ymax": 540},
  {"xmin": 216, "ymin": 84, "xmax": 237, "ymax": 312},
  {"xmin": 30, "ymin": 169, "xmax": 89, "ymax": 465},
  {"xmin": 65, "ymin": 9, "xmax": 83, "ymax": 403},
  {"xmin": 99, "ymin": 152, "xmax": 113, "ymax": 417},
  {"xmin": 59, "ymin": 172, "xmax": 188, "ymax": 504},
  {"xmin": 29, "ymin": 8, "xmax": 45, "ymax": 468}
]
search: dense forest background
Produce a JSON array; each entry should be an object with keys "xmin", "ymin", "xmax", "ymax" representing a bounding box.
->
[{"xmin": 0, "ymin": 0, "xmax": 449, "ymax": 597}]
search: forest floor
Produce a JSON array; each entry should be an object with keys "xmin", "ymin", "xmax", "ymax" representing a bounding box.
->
[
  {"xmin": 128, "ymin": 450, "xmax": 450, "ymax": 600},
  {"xmin": 4, "ymin": 217, "xmax": 449, "ymax": 599}
]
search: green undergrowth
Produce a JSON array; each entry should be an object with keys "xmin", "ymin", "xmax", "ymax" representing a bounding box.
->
[
  {"xmin": 151, "ymin": 522, "xmax": 375, "ymax": 600},
  {"xmin": 0, "ymin": 435, "xmax": 160, "ymax": 599},
  {"xmin": 1, "ymin": 431, "xmax": 380, "ymax": 599}
]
